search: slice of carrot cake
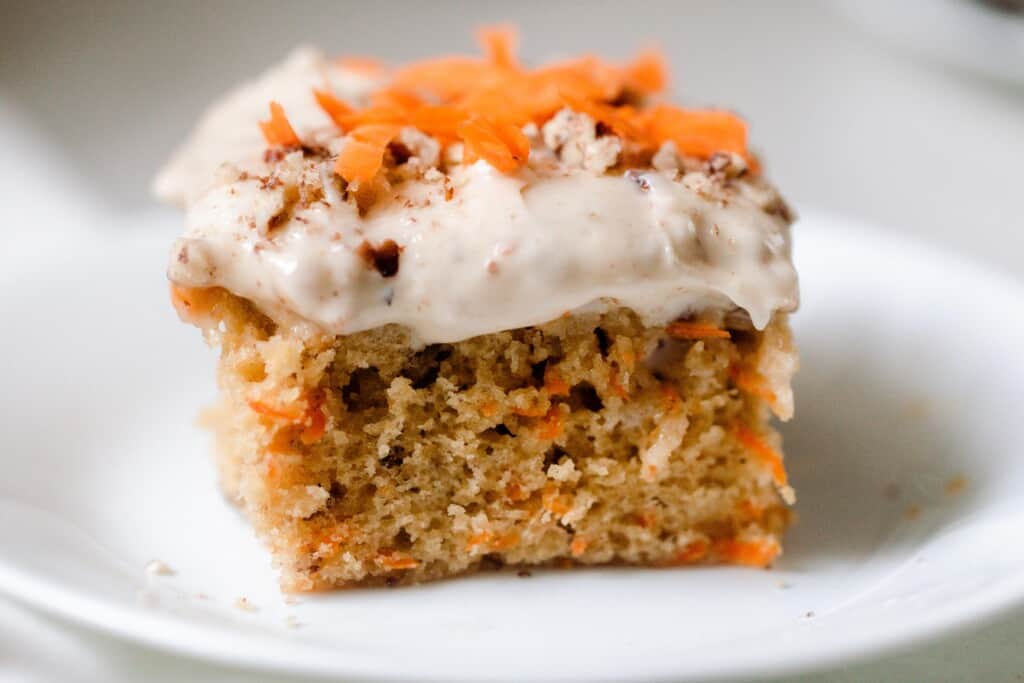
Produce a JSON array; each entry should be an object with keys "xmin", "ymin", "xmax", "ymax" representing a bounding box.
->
[{"xmin": 155, "ymin": 27, "xmax": 799, "ymax": 590}]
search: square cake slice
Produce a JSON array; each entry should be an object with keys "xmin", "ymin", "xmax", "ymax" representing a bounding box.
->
[{"xmin": 157, "ymin": 28, "xmax": 799, "ymax": 590}]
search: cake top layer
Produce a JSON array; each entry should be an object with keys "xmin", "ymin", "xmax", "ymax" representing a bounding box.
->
[{"xmin": 158, "ymin": 28, "xmax": 799, "ymax": 344}]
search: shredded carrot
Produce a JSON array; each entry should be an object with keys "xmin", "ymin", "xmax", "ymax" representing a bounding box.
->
[
  {"xmin": 492, "ymin": 531, "xmax": 521, "ymax": 550},
  {"xmin": 543, "ymin": 367, "xmax": 570, "ymax": 396},
  {"xmin": 335, "ymin": 56, "xmax": 385, "ymax": 74},
  {"xmin": 249, "ymin": 391, "xmax": 327, "ymax": 445},
  {"xmin": 248, "ymin": 400, "xmax": 304, "ymax": 422},
  {"xmin": 369, "ymin": 88, "xmax": 423, "ymax": 111},
  {"xmin": 258, "ymin": 101, "xmax": 300, "ymax": 147},
  {"xmin": 674, "ymin": 539, "xmax": 709, "ymax": 564},
  {"xmin": 313, "ymin": 89, "xmax": 353, "ymax": 130},
  {"xmin": 665, "ymin": 321, "xmax": 731, "ymax": 340},
  {"xmin": 457, "ymin": 116, "xmax": 529, "ymax": 172},
  {"xmin": 477, "ymin": 25, "xmax": 519, "ymax": 70},
  {"xmin": 542, "ymin": 483, "xmax": 572, "ymax": 516},
  {"xmin": 465, "ymin": 530, "xmax": 493, "ymax": 550},
  {"xmin": 536, "ymin": 406, "xmax": 564, "ymax": 440},
  {"xmin": 334, "ymin": 124, "xmax": 401, "ymax": 183},
  {"xmin": 257, "ymin": 28, "xmax": 756, "ymax": 200},
  {"xmin": 626, "ymin": 48, "xmax": 668, "ymax": 94},
  {"xmin": 390, "ymin": 57, "xmax": 502, "ymax": 102},
  {"xmin": 561, "ymin": 93, "xmax": 641, "ymax": 140},
  {"xmin": 466, "ymin": 529, "xmax": 520, "ymax": 552},
  {"xmin": 505, "ymin": 479, "xmax": 529, "ymax": 502},
  {"xmin": 479, "ymin": 400, "xmax": 499, "ymax": 417},
  {"xmin": 266, "ymin": 427, "xmax": 299, "ymax": 455},
  {"xmin": 729, "ymin": 364, "xmax": 778, "ymax": 407},
  {"xmin": 314, "ymin": 522, "xmax": 355, "ymax": 549},
  {"xmin": 570, "ymin": 537, "xmax": 588, "ymax": 557},
  {"xmin": 734, "ymin": 423, "xmax": 787, "ymax": 487},
  {"xmin": 645, "ymin": 104, "xmax": 748, "ymax": 161},
  {"xmin": 713, "ymin": 537, "xmax": 780, "ymax": 568},
  {"xmin": 376, "ymin": 551, "xmax": 419, "ymax": 570},
  {"xmin": 409, "ymin": 105, "xmax": 468, "ymax": 142}
]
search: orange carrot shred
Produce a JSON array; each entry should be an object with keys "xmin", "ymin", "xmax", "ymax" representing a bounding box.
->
[
  {"xmin": 675, "ymin": 539, "xmax": 709, "ymax": 564},
  {"xmin": 258, "ymin": 101, "xmax": 300, "ymax": 147},
  {"xmin": 376, "ymin": 552, "xmax": 419, "ymax": 570},
  {"xmin": 729, "ymin": 364, "xmax": 778, "ymax": 407},
  {"xmin": 734, "ymin": 423, "xmax": 787, "ymax": 487},
  {"xmin": 253, "ymin": 27, "xmax": 763, "ymax": 206},
  {"xmin": 313, "ymin": 88, "xmax": 353, "ymax": 130},
  {"xmin": 248, "ymin": 399, "xmax": 304, "ymax": 422},
  {"xmin": 536, "ymin": 406, "xmax": 564, "ymax": 440},
  {"xmin": 542, "ymin": 484, "xmax": 572, "ymax": 516},
  {"xmin": 370, "ymin": 88, "xmax": 424, "ymax": 111},
  {"xmin": 457, "ymin": 116, "xmax": 529, "ymax": 173},
  {"xmin": 334, "ymin": 124, "xmax": 401, "ymax": 183},
  {"xmin": 666, "ymin": 321, "xmax": 731, "ymax": 340},
  {"xmin": 713, "ymin": 537, "xmax": 780, "ymax": 567},
  {"xmin": 477, "ymin": 25, "xmax": 519, "ymax": 70},
  {"xmin": 336, "ymin": 56, "xmax": 386, "ymax": 73},
  {"xmin": 410, "ymin": 105, "xmax": 468, "ymax": 141},
  {"xmin": 626, "ymin": 48, "xmax": 668, "ymax": 94},
  {"xmin": 646, "ymin": 104, "xmax": 748, "ymax": 160},
  {"xmin": 570, "ymin": 537, "xmax": 588, "ymax": 557},
  {"xmin": 544, "ymin": 367, "xmax": 571, "ymax": 396}
]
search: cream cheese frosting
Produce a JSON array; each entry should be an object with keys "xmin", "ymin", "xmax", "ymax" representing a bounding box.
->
[{"xmin": 157, "ymin": 48, "xmax": 799, "ymax": 345}]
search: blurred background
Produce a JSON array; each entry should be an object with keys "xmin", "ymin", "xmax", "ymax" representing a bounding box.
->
[
  {"xmin": 2, "ymin": 0, "xmax": 1023, "ymax": 272},
  {"xmin": 1, "ymin": 1, "xmax": 1023, "ymax": 681}
]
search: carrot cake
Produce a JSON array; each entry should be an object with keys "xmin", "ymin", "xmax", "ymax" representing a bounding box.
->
[{"xmin": 155, "ymin": 27, "xmax": 799, "ymax": 590}]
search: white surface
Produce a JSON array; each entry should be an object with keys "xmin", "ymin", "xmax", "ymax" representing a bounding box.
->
[
  {"xmin": 2, "ymin": 213, "xmax": 1024, "ymax": 682},
  {"xmin": 2, "ymin": 1, "xmax": 1024, "ymax": 681}
]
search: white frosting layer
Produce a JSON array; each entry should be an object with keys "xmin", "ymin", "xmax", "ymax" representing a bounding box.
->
[{"xmin": 158, "ymin": 49, "xmax": 799, "ymax": 344}]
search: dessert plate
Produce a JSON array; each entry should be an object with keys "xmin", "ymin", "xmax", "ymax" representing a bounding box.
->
[{"xmin": 1, "ymin": 210, "xmax": 1023, "ymax": 682}]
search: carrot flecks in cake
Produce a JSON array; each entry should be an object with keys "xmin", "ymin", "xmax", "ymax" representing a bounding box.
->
[
  {"xmin": 666, "ymin": 321, "xmax": 731, "ymax": 340},
  {"xmin": 733, "ymin": 423, "xmax": 788, "ymax": 489}
]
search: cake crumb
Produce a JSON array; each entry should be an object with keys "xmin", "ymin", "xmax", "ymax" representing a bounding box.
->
[
  {"xmin": 144, "ymin": 560, "xmax": 175, "ymax": 577},
  {"xmin": 804, "ymin": 610, "xmax": 815, "ymax": 619},
  {"xmin": 234, "ymin": 596, "xmax": 258, "ymax": 612},
  {"xmin": 904, "ymin": 504, "xmax": 921, "ymax": 520},
  {"xmin": 945, "ymin": 475, "xmax": 968, "ymax": 496}
]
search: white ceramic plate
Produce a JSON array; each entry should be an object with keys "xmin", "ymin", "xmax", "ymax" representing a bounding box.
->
[{"xmin": 1, "ymin": 210, "xmax": 1023, "ymax": 682}]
